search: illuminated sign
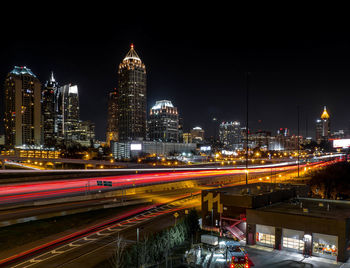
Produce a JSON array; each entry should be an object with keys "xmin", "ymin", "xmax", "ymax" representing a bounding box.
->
[
  {"xmin": 221, "ymin": 150, "xmax": 238, "ymax": 156},
  {"xmin": 333, "ymin": 139, "xmax": 350, "ymax": 148},
  {"xmin": 130, "ymin": 143, "xmax": 142, "ymax": 151},
  {"xmin": 200, "ymin": 146, "xmax": 211, "ymax": 151}
]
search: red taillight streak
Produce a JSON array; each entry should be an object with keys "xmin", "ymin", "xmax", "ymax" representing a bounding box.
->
[
  {"xmin": 0, "ymin": 204, "xmax": 157, "ymax": 265},
  {"xmin": 0, "ymin": 160, "xmax": 338, "ymax": 204},
  {"xmin": 0, "ymin": 201, "xmax": 192, "ymax": 266}
]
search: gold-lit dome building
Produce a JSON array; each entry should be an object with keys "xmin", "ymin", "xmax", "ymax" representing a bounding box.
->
[{"xmin": 316, "ymin": 106, "xmax": 330, "ymax": 144}]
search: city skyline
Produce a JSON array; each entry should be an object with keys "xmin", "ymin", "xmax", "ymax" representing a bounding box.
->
[
  {"xmin": 1, "ymin": 20, "xmax": 349, "ymax": 140},
  {"xmin": 2, "ymin": 10, "xmax": 350, "ymax": 268}
]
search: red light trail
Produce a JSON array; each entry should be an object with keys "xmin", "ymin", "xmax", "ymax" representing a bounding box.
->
[{"xmin": 0, "ymin": 158, "xmax": 342, "ymax": 205}]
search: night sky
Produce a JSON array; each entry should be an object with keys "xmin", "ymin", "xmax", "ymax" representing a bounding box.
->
[{"xmin": 1, "ymin": 12, "xmax": 349, "ymax": 140}]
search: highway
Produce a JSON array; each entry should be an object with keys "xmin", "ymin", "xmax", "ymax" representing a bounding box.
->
[
  {"xmin": 0, "ymin": 156, "xmax": 343, "ymax": 206},
  {"xmin": 0, "ymin": 194, "xmax": 200, "ymax": 268},
  {"xmin": 0, "ymin": 187, "xmax": 198, "ymax": 227},
  {"xmin": 0, "ymin": 155, "xmax": 343, "ymax": 267}
]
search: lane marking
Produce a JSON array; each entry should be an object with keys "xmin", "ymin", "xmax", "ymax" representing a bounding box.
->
[
  {"xmin": 83, "ymin": 237, "xmax": 97, "ymax": 241},
  {"xmin": 51, "ymin": 250, "xmax": 65, "ymax": 254},
  {"xmin": 10, "ymin": 197, "xmax": 195, "ymax": 268}
]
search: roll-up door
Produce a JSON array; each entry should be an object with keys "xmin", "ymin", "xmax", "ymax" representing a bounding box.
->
[
  {"xmin": 256, "ymin": 224, "xmax": 275, "ymax": 248},
  {"xmin": 312, "ymin": 233, "xmax": 338, "ymax": 260},
  {"xmin": 282, "ymin": 228, "xmax": 304, "ymax": 253}
]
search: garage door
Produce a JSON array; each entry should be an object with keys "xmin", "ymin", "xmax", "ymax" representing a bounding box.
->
[
  {"xmin": 312, "ymin": 233, "xmax": 338, "ymax": 260},
  {"xmin": 256, "ymin": 224, "xmax": 275, "ymax": 248},
  {"xmin": 282, "ymin": 228, "xmax": 304, "ymax": 253}
]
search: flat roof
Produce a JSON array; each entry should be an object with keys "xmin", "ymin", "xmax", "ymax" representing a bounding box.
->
[
  {"xmin": 256, "ymin": 198, "xmax": 350, "ymax": 220},
  {"xmin": 207, "ymin": 183, "xmax": 306, "ymax": 197}
]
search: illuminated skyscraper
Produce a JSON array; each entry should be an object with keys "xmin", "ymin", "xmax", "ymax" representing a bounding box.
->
[
  {"xmin": 106, "ymin": 88, "xmax": 118, "ymax": 145},
  {"xmin": 42, "ymin": 72, "xmax": 58, "ymax": 146},
  {"xmin": 117, "ymin": 44, "xmax": 147, "ymax": 141},
  {"xmin": 56, "ymin": 84, "xmax": 80, "ymax": 142},
  {"xmin": 219, "ymin": 121, "xmax": 242, "ymax": 150},
  {"xmin": 191, "ymin": 127, "xmax": 205, "ymax": 143},
  {"xmin": 149, "ymin": 100, "xmax": 179, "ymax": 142},
  {"xmin": 315, "ymin": 106, "xmax": 330, "ymax": 144},
  {"xmin": 4, "ymin": 66, "xmax": 42, "ymax": 147}
]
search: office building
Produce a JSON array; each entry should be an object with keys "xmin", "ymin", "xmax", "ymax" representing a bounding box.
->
[
  {"xmin": 250, "ymin": 130, "xmax": 271, "ymax": 150},
  {"xmin": 117, "ymin": 44, "xmax": 147, "ymax": 141},
  {"xmin": 219, "ymin": 121, "xmax": 242, "ymax": 150},
  {"xmin": 178, "ymin": 117, "xmax": 184, "ymax": 143},
  {"xmin": 316, "ymin": 106, "xmax": 330, "ymax": 144},
  {"xmin": 79, "ymin": 120, "xmax": 95, "ymax": 144},
  {"xmin": 56, "ymin": 84, "xmax": 80, "ymax": 142},
  {"xmin": 183, "ymin": 133, "xmax": 192, "ymax": 143},
  {"xmin": 111, "ymin": 140, "xmax": 196, "ymax": 160},
  {"xmin": 106, "ymin": 88, "xmax": 118, "ymax": 145},
  {"xmin": 4, "ymin": 66, "xmax": 42, "ymax": 147},
  {"xmin": 191, "ymin": 127, "xmax": 205, "ymax": 143},
  {"xmin": 268, "ymin": 128, "xmax": 300, "ymax": 151},
  {"xmin": 149, "ymin": 100, "xmax": 179, "ymax": 142},
  {"xmin": 332, "ymin": 130, "xmax": 345, "ymax": 139},
  {"xmin": 42, "ymin": 72, "xmax": 58, "ymax": 146}
]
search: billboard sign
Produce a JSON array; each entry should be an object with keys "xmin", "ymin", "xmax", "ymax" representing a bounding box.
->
[
  {"xmin": 130, "ymin": 143, "xmax": 142, "ymax": 151},
  {"xmin": 200, "ymin": 146, "xmax": 211, "ymax": 151},
  {"xmin": 333, "ymin": 139, "xmax": 350, "ymax": 148}
]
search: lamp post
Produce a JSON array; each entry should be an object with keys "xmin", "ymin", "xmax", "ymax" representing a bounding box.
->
[
  {"xmin": 245, "ymin": 72, "xmax": 250, "ymax": 185},
  {"xmin": 297, "ymin": 105, "xmax": 300, "ymax": 178},
  {"xmin": 211, "ymin": 208, "xmax": 214, "ymax": 236},
  {"xmin": 136, "ymin": 227, "xmax": 140, "ymax": 268}
]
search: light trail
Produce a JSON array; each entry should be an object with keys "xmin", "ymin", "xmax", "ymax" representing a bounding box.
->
[
  {"xmin": 0, "ymin": 156, "xmax": 343, "ymax": 205},
  {"xmin": 0, "ymin": 193, "xmax": 199, "ymax": 267},
  {"xmin": 0, "ymin": 153, "xmax": 344, "ymax": 174}
]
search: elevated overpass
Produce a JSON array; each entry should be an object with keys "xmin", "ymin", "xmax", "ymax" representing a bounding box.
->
[{"xmin": 0, "ymin": 154, "xmax": 343, "ymax": 206}]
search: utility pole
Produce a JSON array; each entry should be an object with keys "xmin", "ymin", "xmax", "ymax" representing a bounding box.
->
[
  {"xmin": 211, "ymin": 208, "xmax": 214, "ymax": 236},
  {"xmin": 136, "ymin": 227, "xmax": 139, "ymax": 268},
  {"xmin": 297, "ymin": 105, "xmax": 300, "ymax": 178},
  {"xmin": 245, "ymin": 72, "xmax": 250, "ymax": 185}
]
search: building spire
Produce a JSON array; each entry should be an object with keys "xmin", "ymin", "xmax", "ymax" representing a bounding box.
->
[
  {"xmin": 321, "ymin": 106, "xmax": 330, "ymax": 119},
  {"xmin": 50, "ymin": 71, "xmax": 56, "ymax": 82},
  {"xmin": 124, "ymin": 43, "xmax": 141, "ymax": 61}
]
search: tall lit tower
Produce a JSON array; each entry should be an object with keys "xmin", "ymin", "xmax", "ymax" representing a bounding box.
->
[
  {"xmin": 219, "ymin": 121, "xmax": 242, "ymax": 150},
  {"xmin": 42, "ymin": 72, "xmax": 58, "ymax": 146},
  {"xmin": 117, "ymin": 44, "xmax": 147, "ymax": 141},
  {"xmin": 4, "ymin": 66, "xmax": 42, "ymax": 147},
  {"xmin": 106, "ymin": 88, "xmax": 118, "ymax": 145},
  {"xmin": 315, "ymin": 106, "xmax": 330, "ymax": 144},
  {"xmin": 56, "ymin": 84, "xmax": 80, "ymax": 142}
]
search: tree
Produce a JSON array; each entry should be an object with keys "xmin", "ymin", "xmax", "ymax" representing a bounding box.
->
[
  {"xmin": 308, "ymin": 162, "xmax": 350, "ymax": 199},
  {"xmin": 110, "ymin": 234, "xmax": 126, "ymax": 268}
]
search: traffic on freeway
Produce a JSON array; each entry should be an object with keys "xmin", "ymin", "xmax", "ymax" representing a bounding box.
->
[
  {"xmin": 0, "ymin": 194, "xmax": 198, "ymax": 268},
  {"xmin": 0, "ymin": 156, "xmax": 343, "ymax": 205}
]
